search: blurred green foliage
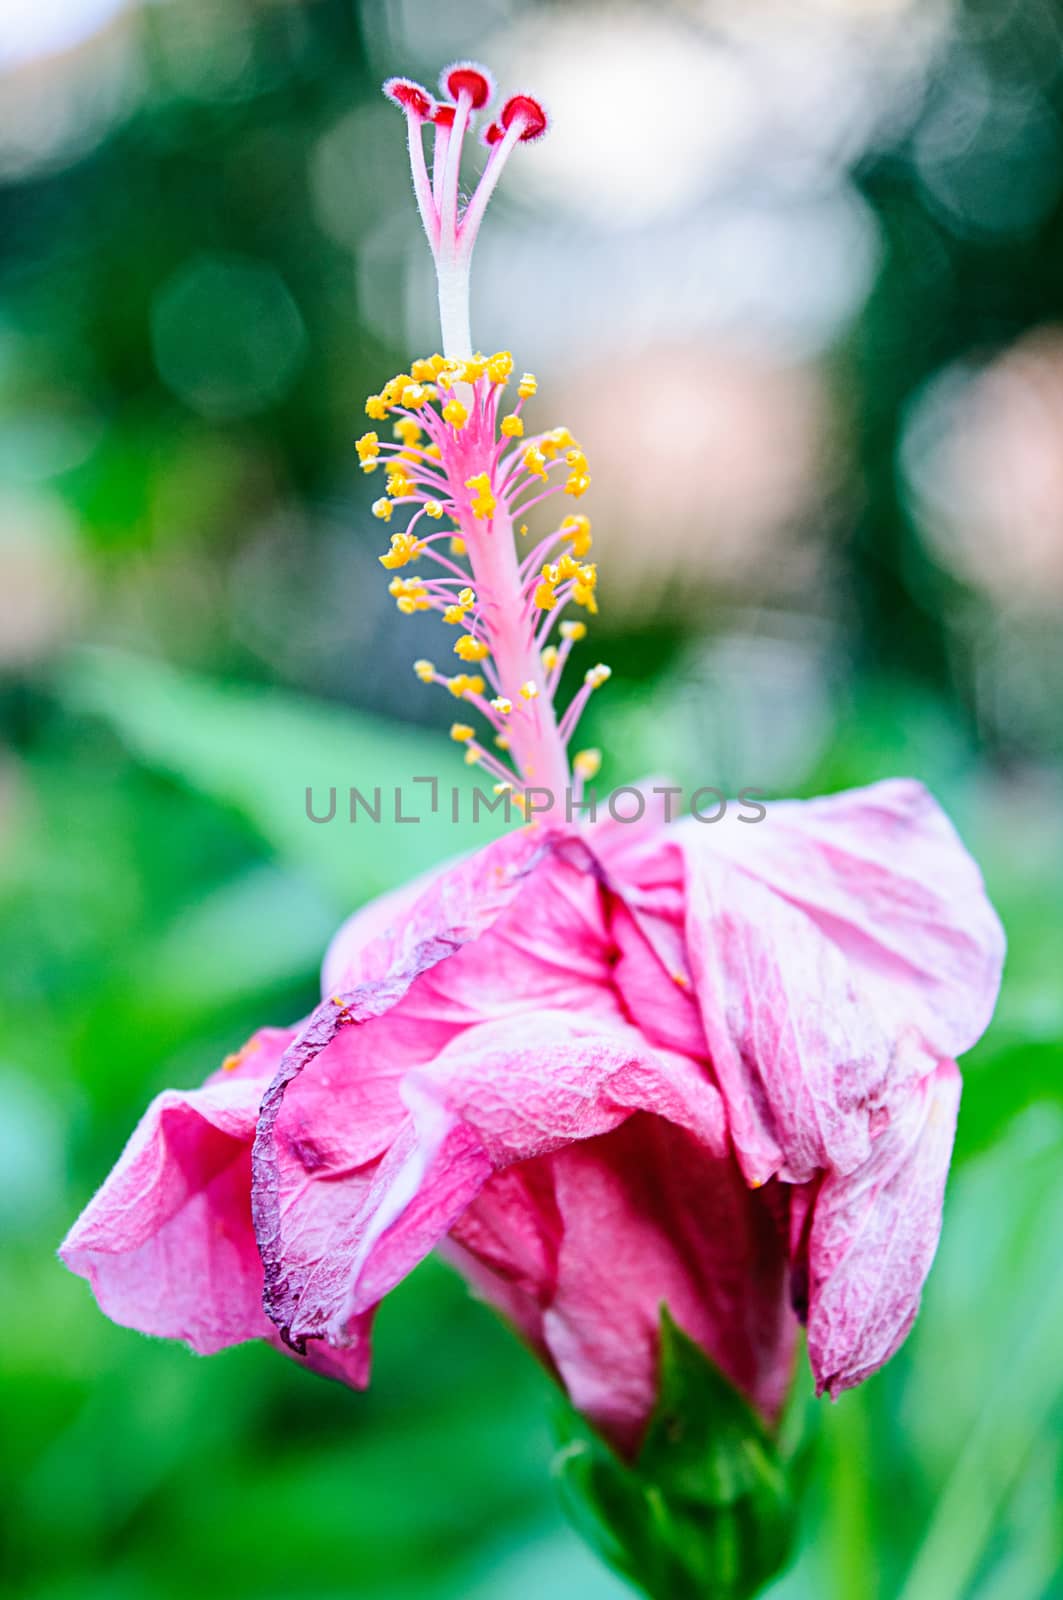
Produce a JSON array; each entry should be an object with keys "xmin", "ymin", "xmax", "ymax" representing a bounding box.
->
[{"xmin": 2, "ymin": 1, "xmax": 1063, "ymax": 1598}]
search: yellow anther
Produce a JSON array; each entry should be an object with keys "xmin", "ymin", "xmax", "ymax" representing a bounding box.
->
[
  {"xmin": 414, "ymin": 659, "xmax": 436, "ymax": 682},
  {"xmin": 461, "ymin": 355, "xmax": 487, "ymax": 382},
  {"xmin": 386, "ymin": 469, "xmax": 413, "ymax": 498},
  {"xmin": 450, "ymin": 723, "xmax": 475, "ymax": 743},
  {"xmin": 378, "ymin": 531, "xmax": 424, "ymax": 567},
  {"xmin": 458, "ymin": 587, "xmax": 475, "ymax": 607},
  {"xmin": 523, "ymin": 445, "xmax": 548, "ymax": 481},
  {"xmin": 494, "ymin": 733, "xmax": 511, "ymax": 750},
  {"xmin": 454, "ymin": 634, "xmax": 490, "ymax": 662},
  {"xmin": 565, "ymin": 448, "xmax": 589, "ymax": 472},
  {"xmin": 447, "ymin": 674, "xmax": 486, "ymax": 699},
  {"xmin": 360, "ymin": 459, "xmax": 379, "ymax": 474},
  {"xmin": 565, "ymin": 471, "xmax": 591, "ymax": 498},
  {"xmin": 519, "ymin": 523, "xmax": 529, "ymax": 536},
  {"xmin": 533, "ymin": 580, "xmax": 557, "ymax": 611},
  {"xmin": 465, "ymin": 473, "xmax": 496, "ymax": 520},
  {"xmin": 442, "ymin": 400, "xmax": 468, "ymax": 429},
  {"xmin": 372, "ymin": 498, "xmax": 393, "ymax": 522},
  {"xmin": 541, "ymin": 428, "xmax": 575, "ymax": 460},
  {"xmin": 493, "ymin": 781, "xmax": 513, "ymax": 796},
  {"xmin": 389, "ymin": 577, "xmax": 428, "ymax": 613},
  {"xmin": 401, "ymin": 383, "xmax": 428, "ymax": 409},
  {"xmin": 365, "ymin": 394, "xmax": 387, "ymax": 420},
  {"xmin": 382, "ymin": 374, "xmax": 412, "ymax": 404},
  {"xmin": 490, "ymin": 696, "xmax": 512, "ymax": 715},
  {"xmin": 464, "ymin": 745, "xmax": 483, "ymax": 765},
  {"xmin": 573, "ymin": 748, "xmax": 602, "ymax": 780},
  {"xmin": 394, "ymin": 417, "xmax": 423, "ymax": 446},
  {"xmin": 541, "ymin": 646, "xmax": 559, "ymax": 672},
  {"xmin": 425, "ymin": 443, "xmax": 442, "ymax": 460},
  {"xmin": 356, "ymin": 431, "xmax": 380, "ymax": 463},
  {"xmin": 500, "ymin": 414, "xmax": 524, "ymax": 438},
  {"xmin": 560, "ymin": 620, "xmax": 587, "ymax": 642},
  {"xmin": 487, "ymin": 351, "xmax": 514, "ymax": 383},
  {"xmin": 518, "ymin": 372, "xmax": 537, "ymax": 399},
  {"xmin": 585, "ymin": 663, "xmax": 611, "ymax": 689},
  {"xmin": 427, "ymin": 353, "xmax": 447, "ymax": 375},
  {"xmin": 410, "ymin": 358, "xmax": 436, "ymax": 382},
  {"xmin": 561, "ymin": 514, "xmax": 592, "ymax": 558},
  {"xmin": 443, "ymin": 605, "xmax": 466, "ymax": 625},
  {"xmin": 520, "ymin": 680, "xmax": 540, "ymax": 700},
  {"xmin": 425, "ymin": 500, "xmax": 444, "ymax": 518},
  {"xmin": 450, "ymin": 536, "xmax": 467, "ymax": 555}
]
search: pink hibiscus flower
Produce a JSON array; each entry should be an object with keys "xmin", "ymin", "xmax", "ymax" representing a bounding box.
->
[{"xmin": 60, "ymin": 62, "xmax": 1004, "ymax": 1460}]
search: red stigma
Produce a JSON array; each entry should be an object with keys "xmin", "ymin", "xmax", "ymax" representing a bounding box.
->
[
  {"xmin": 440, "ymin": 60, "xmax": 495, "ymax": 110},
  {"xmin": 383, "ymin": 77, "xmax": 435, "ymax": 121},
  {"xmin": 500, "ymin": 93, "xmax": 548, "ymax": 142},
  {"xmin": 433, "ymin": 104, "xmax": 456, "ymax": 129},
  {"xmin": 482, "ymin": 122, "xmax": 504, "ymax": 147}
]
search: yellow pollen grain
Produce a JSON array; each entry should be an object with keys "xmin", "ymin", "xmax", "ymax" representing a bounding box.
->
[
  {"xmin": 450, "ymin": 723, "xmax": 475, "ymax": 742},
  {"xmin": 500, "ymin": 414, "xmax": 524, "ymax": 438}
]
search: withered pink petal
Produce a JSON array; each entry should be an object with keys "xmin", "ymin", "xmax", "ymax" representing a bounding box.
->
[
  {"xmin": 805, "ymin": 1059, "xmax": 962, "ymax": 1396},
  {"xmin": 697, "ymin": 778, "xmax": 1005, "ymax": 1059},
  {"xmin": 59, "ymin": 1027, "xmax": 293, "ymax": 1353},
  {"xmin": 683, "ymin": 854, "xmax": 892, "ymax": 1186},
  {"xmin": 253, "ymin": 828, "xmax": 603, "ymax": 1348},
  {"xmin": 453, "ymin": 1118, "xmax": 795, "ymax": 1457},
  {"xmin": 283, "ymin": 1014, "xmax": 659, "ymax": 1344}
]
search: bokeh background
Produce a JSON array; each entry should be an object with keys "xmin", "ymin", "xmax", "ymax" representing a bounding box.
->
[{"xmin": 2, "ymin": 1, "xmax": 1062, "ymax": 1596}]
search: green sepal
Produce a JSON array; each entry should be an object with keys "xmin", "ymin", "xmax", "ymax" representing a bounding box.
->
[{"xmin": 553, "ymin": 1310, "xmax": 800, "ymax": 1600}]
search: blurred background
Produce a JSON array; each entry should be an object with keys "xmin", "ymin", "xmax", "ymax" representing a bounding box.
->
[{"xmin": 2, "ymin": 0, "xmax": 1062, "ymax": 1596}]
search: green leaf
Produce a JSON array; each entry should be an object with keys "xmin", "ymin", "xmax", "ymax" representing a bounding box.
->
[
  {"xmin": 554, "ymin": 1312, "xmax": 799, "ymax": 1600},
  {"xmin": 52, "ymin": 648, "xmax": 508, "ymax": 907}
]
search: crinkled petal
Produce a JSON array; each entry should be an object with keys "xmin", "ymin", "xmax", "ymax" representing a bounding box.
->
[
  {"xmin": 695, "ymin": 778, "xmax": 1005, "ymax": 1059},
  {"xmin": 59, "ymin": 1028, "xmax": 292, "ymax": 1353},
  {"xmin": 805, "ymin": 1059, "xmax": 961, "ymax": 1396},
  {"xmin": 449, "ymin": 1116, "xmax": 795, "ymax": 1456},
  {"xmin": 266, "ymin": 1006, "xmax": 728, "ymax": 1352},
  {"xmin": 612, "ymin": 779, "xmax": 1002, "ymax": 1189},
  {"xmin": 683, "ymin": 854, "xmax": 893, "ymax": 1185},
  {"xmin": 541, "ymin": 1119, "xmax": 796, "ymax": 1455},
  {"xmin": 253, "ymin": 828, "xmax": 613, "ymax": 1347}
]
